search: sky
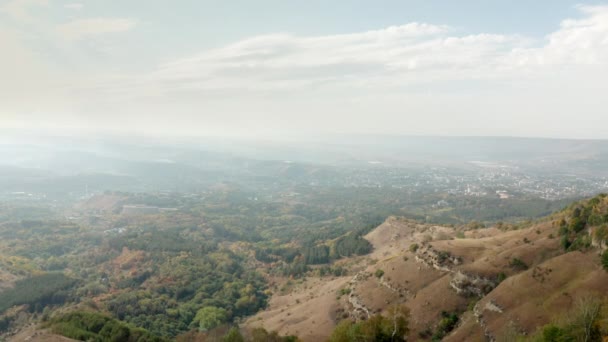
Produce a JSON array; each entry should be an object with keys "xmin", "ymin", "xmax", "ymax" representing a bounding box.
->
[{"xmin": 1, "ymin": 0, "xmax": 608, "ymax": 140}]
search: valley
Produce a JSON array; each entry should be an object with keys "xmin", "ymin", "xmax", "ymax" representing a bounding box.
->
[{"xmin": 1, "ymin": 137, "xmax": 608, "ymax": 341}]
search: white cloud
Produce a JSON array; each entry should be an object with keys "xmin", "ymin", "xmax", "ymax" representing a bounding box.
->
[
  {"xmin": 69, "ymin": 5, "xmax": 605, "ymax": 138},
  {"xmin": 2, "ymin": 4, "xmax": 608, "ymax": 138},
  {"xmin": 507, "ymin": 5, "xmax": 608, "ymax": 67},
  {"xmin": 0, "ymin": 0, "xmax": 48, "ymax": 22},
  {"xmin": 64, "ymin": 3, "xmax": 84, "ymax": 10},
  {"xmin": 547, "ymin": 5, "xmax": 608, "ymax": 63},
  {"xmin": 56, "ymin": 18, "xmax": 137, "ymax": 41},
  {"xmin": 144, "ymin": 22, "xmax": 525, "ymax": 94},
  {"xmin": 126, "ymin": 5, "xmax": 608, "ymax": 98}
]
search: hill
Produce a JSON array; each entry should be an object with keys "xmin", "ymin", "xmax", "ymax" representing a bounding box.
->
[
  {"xmin": 3, "ymin": 193, "xmax": 608, "ymax": 341},
  {"xmin": 245, "ymin": 195, "xmax": 608, "ymax": 341}
]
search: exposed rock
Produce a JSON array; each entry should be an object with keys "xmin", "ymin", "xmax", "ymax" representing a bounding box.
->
[
  {"xmin": 348, "ymin": 293, "xmax": 371, "ymax": 320},
  {"xmin": 414, "ymin": 245, "xmax": 460, "ymax": 272},
  {"xmin": 473, "ymin": 302, "xmax": 496, "ymax": 342},
  {"xmin": 485, "ymin": 300, "xmax": 503, "ymax": 314},
  {"xmin": 449, "ymin": 271, "xmax": 497, "ymax": 297}
]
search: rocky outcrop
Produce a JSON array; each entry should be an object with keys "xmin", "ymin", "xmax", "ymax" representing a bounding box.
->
[
  {"xmin": 485, "ymin": 300, "xmax": 503, "ymax": 313},
  {"xmin": 449, "ymin": 271, "xmax": 497, "ymax": 297},
  {"xmin": 378, "ymin": 276, "xmax": 404, "ymax": 295},
  {"xmin": 344, "ymin": 272, "xmax": 372, "ymax": 320},
  {"xmin": 348, "ymin": 293, "xmax": 371, "ymax": 320},
  {"xmin": 471, "ymin": 299, "xmax": 505, "ymax": 342},
  {"xmin": 473, "ymin": 302, "xmax": 494, "ymax": 342},
  {"xmin": 414, "ymin": 245, "xmax": 461, "ymax": 272},
  {"xmin": 415, "ymin": 245, "xmax": 498, "ymax": 299}
]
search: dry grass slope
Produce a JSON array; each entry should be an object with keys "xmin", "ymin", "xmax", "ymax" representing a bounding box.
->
[{"xmin": 247, "ymin": 212, "xmax": 608, "ymax": 342}]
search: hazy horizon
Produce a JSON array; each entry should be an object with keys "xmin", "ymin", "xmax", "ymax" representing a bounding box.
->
[{"xmin": 4, "ymin": 127, "xmax": 608, "ymax": 147}]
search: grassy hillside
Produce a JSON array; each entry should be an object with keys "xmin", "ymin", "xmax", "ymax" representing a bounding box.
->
[
  {"xmin": 3, "ymin": 193, "xmax": 608, "ymax": 341},
  {"xmin": 246, "ymin": 195, "xmax": 608, "ymax": 341}
]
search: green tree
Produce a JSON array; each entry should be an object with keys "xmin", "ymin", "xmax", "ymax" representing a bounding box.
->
[
  {"xmin": 328, "ymin": 320, "xmax": 355, "ymax": 342},
  {"xmin": 594, "ymin": 225, "xmax": 608, "ymax": 248},
  {"xmin": 525, "ymin": 296, "xmax": 603, "ymax": 342},
  {"xmin": 222, "ymin": 327, "xmax": 244, "ymax": 342},
  {"xmin": 193, "ymin": 306, "xmax": 228, "ymax": 332},
  {"xmin": 541, "ymin": 324, "xmax": 569, "ymax": 341},
  {"xmin": 569, "ymin": 297, "xmax": 602, "ymax": 342},
  {"xmin": 329, "ymin": 305, "xmax": 409, "ymax": 342},
  {"xmin": 386, "ymin": 304, "xmax": 410, "ymax": 340}
]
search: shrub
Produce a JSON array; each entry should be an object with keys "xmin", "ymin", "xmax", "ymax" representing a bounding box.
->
[
  {"xmin": 561, "ymin": 235, "xmax": 571, "ymax": 251},
  {"xmin": 467, "ymin": 299, "xmax": 478, "ymax": 311},
  {"xmin": 418, "ymin": 327, "xmax": 433, "ymax": 339},
  {"xmin": 340, "ymin": 288, "xmax": 351, "ymax": 296},
  {"xmin": 432, "ymin": 311, "xmax": 459, "ymax": 341},
  {"xmin": 249, "ymin": 327, "xmax": 298, "ymax": 342},
  {"xmin": 509, "ymin": 258, "xmax": 528, "ymax": 271},
  {"xmin": 437, "ymin": 251, "xmax": 451, "ymax": 263},
  {"xmin": 329, "ymin": 304, "xmax": 409, "ymax": 342},
  {"xmin": 222, "ymin": 327, "xmax": 244, "ymax": 342},
  {"xmin": 568, "ymin": 235, "xmax": 591, "ymax": 251},
  {"xmin": 602, "ymin": 250, "xmax": 608, "ymax": 271}
]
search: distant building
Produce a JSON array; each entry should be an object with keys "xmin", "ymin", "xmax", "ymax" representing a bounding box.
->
[
  {"xmin": 122, "ymin": 205, "xmax": 160, "ymax": 215},
  {"xmin": 437, "ymin": 199, "xmax": 450, "ymax": 207},
  {"xmin": 496, "ymin": 190, "xmax": 510, "ymax": 199}
]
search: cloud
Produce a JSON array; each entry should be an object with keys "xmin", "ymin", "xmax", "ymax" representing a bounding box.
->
[
  {"xmin": 2, "ymin": 4, "xmax": 608, "ymax": 138},
  {"xmin": 546, "ymin": 5, "xmax": 608, "ymax": 63},
  {"xmin": 61, "ymin": 5, "xmax": 606, "ymax": 138},
  {"xmin": 64, "ymin": 3, "xmax": 84, "ymax": 10},
  {"xmin": 56, "ymin": 18, "xmax": 137, "ymax": 41},
  {"xmin": 143, "ymin": 22, "xmax": 526, "ymax": 94},
  {"xmin": 507, "ymin": 5, "xmax": 608, "ymax": 67},
  {"xmin": 0, "ymin": 0, "xmax": 48, "ymax": 22},
  {"xmin": 129, "ymin": 5, "xmax": 608, "ymax": 97}
]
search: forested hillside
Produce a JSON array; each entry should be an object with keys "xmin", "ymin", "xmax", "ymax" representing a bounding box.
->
[{"xmin": 0, "ymin": 187, "xmax": 605, "ymax": 341}]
